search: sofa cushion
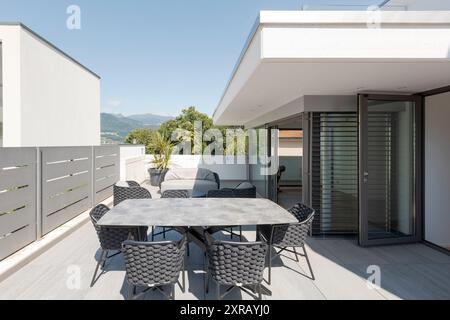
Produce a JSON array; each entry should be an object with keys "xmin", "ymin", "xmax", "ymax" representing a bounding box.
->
[
  {"xmin": 163, "ymin": 168, "xmax": 216, "ymax": 183},
  {"xmin": 161, "ymin": 179, "xmax": 218, "ymax": 197}
]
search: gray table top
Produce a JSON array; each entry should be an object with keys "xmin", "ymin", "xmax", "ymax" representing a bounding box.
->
[{"xmin": 97, "ymin": 198, "xmax": 297, "ymax": 227}]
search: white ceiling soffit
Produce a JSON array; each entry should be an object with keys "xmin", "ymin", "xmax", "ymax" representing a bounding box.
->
[{"xmin": 213, "ymin": 11, "xmax": 450, "ymax": 126}]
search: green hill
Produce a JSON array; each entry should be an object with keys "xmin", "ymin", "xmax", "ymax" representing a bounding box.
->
[{"xmin": 101, "ymin": 113, "xmax": 173, "ymax": 144}]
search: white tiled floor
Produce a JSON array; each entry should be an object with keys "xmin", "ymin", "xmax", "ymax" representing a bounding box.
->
[{"xmin": 0, "ymin": 182, "xmax": 449, "ymax": 300}]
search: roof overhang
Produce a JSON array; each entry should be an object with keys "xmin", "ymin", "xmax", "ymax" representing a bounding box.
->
[{"xmin": 213, "ymin": 11, "xmax": 450, "ymax": 126}]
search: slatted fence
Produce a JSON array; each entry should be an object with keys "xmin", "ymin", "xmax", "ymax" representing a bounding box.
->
[
  {"xmin": 0, "ymin": 146, "xmax": 120, "ymax": 260},
  {"xmin": 41, "ymin": 147, "xmax": 93, "ymax": 235},
  {"xmin": 0, "ymin": 148, "xmax": 37, "ymax": 261},
  {"xmin": 94, "ymin": 146, "xmax": 120, "ymax": 204}
]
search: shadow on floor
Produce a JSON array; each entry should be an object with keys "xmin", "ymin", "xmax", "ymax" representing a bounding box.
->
[{"xmin": 305, "ymin": 237, "xmax": 450, "ymax": 300}]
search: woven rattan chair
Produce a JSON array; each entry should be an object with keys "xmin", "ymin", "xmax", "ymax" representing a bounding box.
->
[
  {"xmin": 152, "ymin": 190, "xmax": 190, "ymax": 241},
  {"xmin": 122, "ymin": 234, "xmax": 187, "ymax": 300},
  {"xmin": 206, "ymin": 189, "xmax": 241, "ymax": 240},
  {"xmin": 89, "ymin": 204, "xmax": 148, "ymax": 287},
  {"xmin": 125, "ymin": 180, "xmax": 141, "ymax": 187},
  {"xmin": 258, "ymin": 203, "xmax": 315, "ymax": 284},
  {"xmin": 113, "ymin": 181, "xmax": 152, "ymax": 206},
  {"xmin": 226, "ymin": 182, "xmax": 257, "ymax": 198},
  {"xmin": 204, "ymin": 233, "xmax": 267, "ymax": 300}
]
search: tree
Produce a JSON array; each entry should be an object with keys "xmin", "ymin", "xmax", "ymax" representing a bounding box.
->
[
  {"xmin": 158, "ymin": 106, "xmax": 229, "ymax": 155},
  {"xmin": 125, "ymin": 128, "xmax": 156, "ymax": 154}
]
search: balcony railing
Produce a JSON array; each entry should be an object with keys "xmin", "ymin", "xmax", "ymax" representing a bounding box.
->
[{"xmin": 0, "ymin": 146, "xmax": 120, "ymax": 261}]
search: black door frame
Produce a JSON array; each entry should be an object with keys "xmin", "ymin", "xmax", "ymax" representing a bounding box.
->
[{"xmin": 358, "ymin": 94, "xmax": 423, "ymax": 246}]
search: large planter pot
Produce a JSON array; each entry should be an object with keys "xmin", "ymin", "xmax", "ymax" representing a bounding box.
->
[{"xmin": 148, "ymin": 168, "xmax": 167, "ymax": 187}]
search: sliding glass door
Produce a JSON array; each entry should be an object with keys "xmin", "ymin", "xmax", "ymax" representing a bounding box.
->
[
  {"xmin": 249, "ymin": 125, "xmax": 278, "ymax": 201},
  {"xmin": 359, "ymin": 94, "xmax": 422, "ymax": 246}
]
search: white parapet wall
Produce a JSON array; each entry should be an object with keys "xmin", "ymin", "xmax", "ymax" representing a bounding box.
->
[
  {"xmin": 0, "ymin": 23, "xmax": 101, "ymax": 147},
  {"xmin": 119, "ymin": 145, "xmax": 147, "ymax": 183},
  {"xmin": 118, "ymin": 144, "xmax": 249, "ymax": 183},
  {"xmin": 167, "ymin": 155, "xmax": 249, "ymax": 181}
]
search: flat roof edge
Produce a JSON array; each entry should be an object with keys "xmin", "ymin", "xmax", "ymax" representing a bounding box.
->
[
  {"xmin": 258, "ymin": 10, "xmax": 450, "ymax": 25},
  {"xmin": 0, "ymin": 22, "xmax": 101, "ymax": 79},
  {"xmin": 213, "ymin": 14, "xmax": 261, "ymax": 120},
  {"xmin": 213, "ymin": 10, "xmax": 450, "ymax": 123}
]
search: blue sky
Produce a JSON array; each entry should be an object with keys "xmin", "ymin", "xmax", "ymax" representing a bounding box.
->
[{"xmin": 0, "ymin": 0, "xmax": 383, "ymax": 117}]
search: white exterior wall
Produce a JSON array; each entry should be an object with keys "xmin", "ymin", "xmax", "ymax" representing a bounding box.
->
[
  {"xmin": 119, "ymin": 154, "xmax": 248, "ymax": 184},
  {"xmin": 146, "ymin": 155, "xmax": 248, "ymax": 181},
  {"xmin": 0, "ymin": 25, "xmax": 22, "ymax": 147},
  {"xmin": 425, "ymin": 91, "xmax": 450, "ymax": 249},
  {"xmin": 119, "ymin": 145, "xmax": 147, "ymax": 183},
  {"xmin": 0, "ymin": 24, "xmax": 100, "ymax": 147},
  {"xmin": 19, "ymin": 28, "xmax": 100, "ymax": 147}
]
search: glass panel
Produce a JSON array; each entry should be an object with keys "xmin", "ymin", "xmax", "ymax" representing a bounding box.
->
[
  {"xmin": 249, "ymin": 128, "xmax": 268, "ymax": 198},
  {"xmin": 367, "ymin": 100, "xmax": 416, "ymax": 240},
  {"xmin": 311, "ymin": 113, "xmax": 358, "ymax": 235}
]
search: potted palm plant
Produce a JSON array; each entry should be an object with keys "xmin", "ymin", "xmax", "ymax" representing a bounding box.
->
[{"xmin": 148, "ymin": 133, "xmax": 173, "ymax": 186}]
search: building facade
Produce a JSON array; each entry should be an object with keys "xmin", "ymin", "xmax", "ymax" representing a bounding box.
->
[
  {"xmin": 214, "ymin": 10, "xmax": 450, "ymax": 250},
  {"xmin": 0, "ymin": 23, "xmax": 100, "ymax": 147}
]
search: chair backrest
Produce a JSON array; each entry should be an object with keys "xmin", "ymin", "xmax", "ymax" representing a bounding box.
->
[
  {"xmin": 206, "ymin": 238, "xmax": 267, "ymax": 286},
  {"xmin": 90, "ymin": 204, "xmax": 110, "ymax": 225},
  {"xmin": 161, "ymin": 190, "xmax": 190, "ymax": 199},
  {"xmin": 122, "ymin": 236, "xmax": 187, "ymax": 287},
  {"xmin": 232, "ymin": 182, "xmax": 257, "ymax": 198},
  {"xmin": 90, "ymin": 204, "xmax": 146, "ymax": 251},
  {"xmin": 114, "ymin": 184, "xmax": 152, "ymax": 206},
  {"xmin": 115, "ymin": 181, "xmax": 140, "ymax": 188},
  {"xmin": 271, "ymin": 203, "xmax": 315, "ymax": 247},
  {"xmin": 277, "ymin": 165, "xmax": 286, "ymax": 184},
  {"xmin": 207, "ymin": 189, "xmax": 234, "ymax": 198}
]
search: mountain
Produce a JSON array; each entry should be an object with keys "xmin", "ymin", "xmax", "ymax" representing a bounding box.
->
[
  {"xmin": 101, "ymin": 113, "xmax": 174, "ymax": 144},
  {"xmin": 128, "ymin": 113, "xmax": 174, "ymax": 126}
]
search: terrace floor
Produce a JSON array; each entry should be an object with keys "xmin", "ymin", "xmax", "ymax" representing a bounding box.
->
[{"xmin": 0, "ymin": 183, "xmax": 449, "ymax": 300}]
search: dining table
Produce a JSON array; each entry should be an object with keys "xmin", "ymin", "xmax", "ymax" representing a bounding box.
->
[
  {"xmin": 97, "ymin": 197, "xmax": 298, "ymax": 297},
  {"xmin": 97, "ymin": 198, "xmax": 297, "ymax": 228}
]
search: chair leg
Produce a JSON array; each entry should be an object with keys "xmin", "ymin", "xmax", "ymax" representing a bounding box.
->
[
  {"xmin": 181, "ymin": 259, "xmax": 186, "ymax": 293},
  {"xmin": 127, "ymin": 284, "xmax": 135, "ymax": 300},
  {"xmin": 101, "ymin": 250, "xmax": 108, "ymax": 268},
  {"xmin": 152, "ymin": 227, "xmax": 155, "ymax": 241},
  {"xmin": 163, "ymin": 227, "xmax": 166, "ymax": 239},
  {"xmin": 267, "ymin": 246, "xmax": 273, "ymax": 285},
  {"xmin": 293, "ymin": 247, "xmax": 300, "ymax": 262},
  {"xmin": 90, "ymin": 250, "xmax": 107, "ymax": 287},
  {"xmin": 258, "ymin": 284, "xmax": 262, "ymax": 300},
  {"xmin": 303, "ymin": 245, "xmax": 315, "ymax": 280},
  {"xmin": 187, "ymin": 242, "xmax": 190, "ymax": 257},
  {"xmin": 204, "ymin": 253, "xmax": 210, "ymax": 294},
  {"xmin": 216, "ymin": 283, "xmax": 220, "ymax": 300},
  {"xmin": 205, "ymin": 273, "xmax": 210, "ymax": 295},
  {"xmin": 239, "ymin": 226, "xmax": 242, "ymax": 241},
  {"xmin": 230, "ymin": 227, "xmax": 233, "ymax": 240}
]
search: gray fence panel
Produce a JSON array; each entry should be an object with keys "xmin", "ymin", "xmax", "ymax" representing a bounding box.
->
[
  {"xmin": 41, "ymin": 147, "xmax": 92, "ymax": 235},
  {"xmin": 94, "ymin": 146, "xmax": 119, "ymax": 204},
  {"xmin": 0, "ymin": 148, "xmax": 37, "ymax": 261}
]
